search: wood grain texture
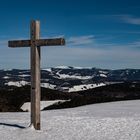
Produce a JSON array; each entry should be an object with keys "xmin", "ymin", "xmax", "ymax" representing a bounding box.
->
[
  {"xmin": 30, "ymin": 20, "xmax": 41, "ymax": 130},
  {"xmin": 8, "ymin": 38, "xmax": 65, "ymax": 47}
]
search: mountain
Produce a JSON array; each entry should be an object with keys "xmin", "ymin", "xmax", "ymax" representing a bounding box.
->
[
  {"xmin": 0, "ymin": 66, "xmax": 140, "ymax": 92},
  {"xmin": 1, "ymin": 66, "xmax": 140, "ymax": 112}
]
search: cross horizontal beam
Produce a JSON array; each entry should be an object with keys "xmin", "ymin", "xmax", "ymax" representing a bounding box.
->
[{"xmin": 8, "ymin": 38, "xmax": 65, "ymax": 47}]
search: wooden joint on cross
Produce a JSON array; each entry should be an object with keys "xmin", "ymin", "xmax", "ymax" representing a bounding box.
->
[{"xmin": 31, "ymin": 40, "xmax": 38, "ymax": 47}]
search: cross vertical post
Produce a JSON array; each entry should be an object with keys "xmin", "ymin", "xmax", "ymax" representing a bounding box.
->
[{"xmin": 30, "ymin": 20, "xmax": 41, "ymax": 130}]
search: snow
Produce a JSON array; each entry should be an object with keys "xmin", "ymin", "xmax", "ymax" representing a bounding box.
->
[
  {"xmin": 3, "ymin": 80, "xmax": 106, "ymax": 92},
  {"xmin": 21, "ymin": 100, "xmax": 68, "ymax": 112},
  {"xmin": 3, "ymin": 76, "xmax": 10, "ymax": 79},
  {"xmin": 42, "ymin": 68, "xmax": 52, "ymax": 72},
  {"xmin": 68, "ymin": 83, "xmax": 106, "ymax": 92},
  {"xmin": 57, "ymin": 73, "xmax": 92, "ymax": 80},
  {"xmin": 55, "ymin": 66, "xmax": 70, "ymax": 69},
  {"xmin": 5, "ymin": 81, "xmax": 29, "ymax": 87},
  {"xmin": 4, "ymin": 81, "xmax": 56, "ymax": 89},
  {"xmin": 99, "ymin": 70, "xmax": 108, "ymax": 74},
  {"xmin": 100, "ymin": 73, "xmax": 107, "ymax": 77},
  {"xmin": 18, "ymin": 74, "xmax": 30, "ymax": 77},
  {"xmin": 1, "ymin": 100, "xmax": 140, "ymax": 140},
  {"xmin": 72, "ymin": 66, "xmax": 92, "ymax": 69},
  {"xmin": 55, "ymin": 66, "xmax": 91, "ymax": 69},
  {"xmin": 19, "ymin": 71, "xmax": 29, "ymax": 74},
  {"xmin": 41, "ymin": 83, "xmax": 56, "ymax": 89}
]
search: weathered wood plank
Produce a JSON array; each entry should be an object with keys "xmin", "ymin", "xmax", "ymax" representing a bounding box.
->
[
  {"xmin": 37, "ymin": 38, "xmax": 65, "ymax": 46},
  {"xmin": 8, "ymin": 38, "xmax": 65, "ymax": 47},
  {"xmin": 8, "ymin": 40, "xmax": 30, "ymax": 47},
  {"xmin": 30, "ymin": 20, "xmax": 41, "ymax": 130}
]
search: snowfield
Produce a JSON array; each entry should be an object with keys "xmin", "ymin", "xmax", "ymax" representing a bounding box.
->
[
  {"xmin": 21, "ymin": 100, "xmax": 69, "ymax": 112},
  {"xmin": 5, "ymin": 81, "xmax": 29, "ymax": 87},
  {"xmin": 68, "ymin": 83, "xmax": 106, "ymax": 92},
  {"xmin": 1, "ymin": 100, "xmax": 140, "ymax": 140}
]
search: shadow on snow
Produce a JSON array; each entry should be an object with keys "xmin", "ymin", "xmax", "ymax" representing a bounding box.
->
[{"xmin": 0, "ymin": 122, "xmax": 26, "ymax": 129}]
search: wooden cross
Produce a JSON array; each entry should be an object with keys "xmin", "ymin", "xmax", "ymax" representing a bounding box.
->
[{"xmin": 8, "ymin": 20, "xmax": 65, "ymax": 130}]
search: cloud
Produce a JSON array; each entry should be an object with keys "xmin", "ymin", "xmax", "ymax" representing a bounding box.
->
[
  {"xmin": 1, "ymin": 40, "xmax": 140, "ymax": 69},
  {"xmin": 41, "ymin": 35, "xmax": 65, "ymax": 39},
  {"xmin": 1, "ymin": 34, "xmax": 140, "ymax": 69},
  {"xmin": 133, "ymin": 41, "xmax": 140, "ymax": 46},
  {"xmin": 100, "ymin": 14, "xmax": 140, "ymax": 25},
  {"xmin": 67, "ymin": 35, "xmax": 94, "ymax": 46},
  {"xmin": 40, "ymin": 42, "xmax": 140, "ymax": 69},
  {"xmin": 118, "ymin": 15, "xmax": 140, "ymax": 25}
]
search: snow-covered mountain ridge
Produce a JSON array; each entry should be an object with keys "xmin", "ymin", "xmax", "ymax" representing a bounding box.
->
[{"xmin": 0, "ymin": 66, "xmax": 140, "ymax": 92}]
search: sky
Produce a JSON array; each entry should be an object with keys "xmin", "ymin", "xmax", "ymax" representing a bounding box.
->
[{"xmin": 0, "ymin": 0, "xmax": 140, "ymax": 69}]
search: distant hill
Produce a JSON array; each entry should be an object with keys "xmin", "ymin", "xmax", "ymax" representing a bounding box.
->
[
  {"xmin": 0, "ymin": 67, "xmax": 140, "ymax": 112},
  {"xmin": 0, "ymin": 66, "xmax": 140, "ymax": 92}
]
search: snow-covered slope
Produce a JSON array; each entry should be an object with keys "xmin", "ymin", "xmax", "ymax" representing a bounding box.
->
[
  {"xmin": 21, "ymin": 100, "xmax": 69, "ymax": 112},
  {"xmin": 68, "ymin": 83, "xmax": 106, "ymax": 92},
  {"xmin": 1, "ymin": 100, "xmax": 140, "ymax": 140},
  {"xmin": 5, "ymin": 81, "xmax": 29, "ymax": 87}
]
